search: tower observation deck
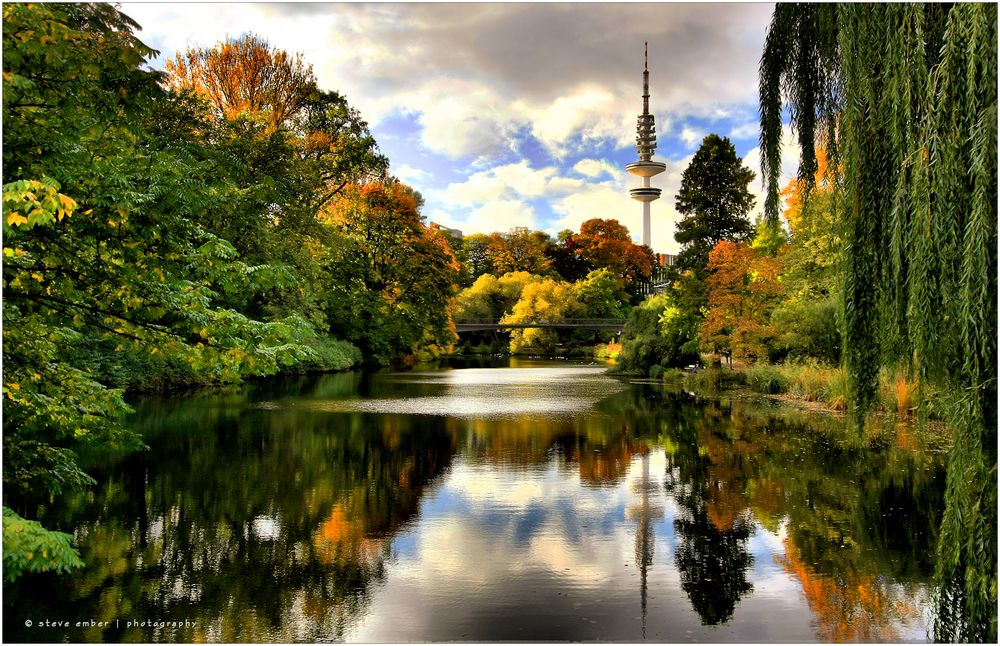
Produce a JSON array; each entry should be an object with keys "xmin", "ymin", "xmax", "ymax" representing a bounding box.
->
[{"xmin": 626, "ymin": 43, "xmax": 666, "ymax": 248}]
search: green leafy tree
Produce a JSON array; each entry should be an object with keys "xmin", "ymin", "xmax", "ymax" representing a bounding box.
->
[
  {"xmin": 760, "ymin": 4, "xmax": 996, "ymax": 640},
  {"xmin": 324, "ymin": 181, "xmax": 459, "ymax": 364},
  {"xmin": 613, "ymin": 290, "xmax": 700, "ymax": 376},
  {"xmin": 164, "ymin": 36, "xmax": 387, "ymax": 329},
  {"xmin": 2, "ymin": 3, "xmax": 310, "ymax": 578},
  {"xmin": 769, "ymin": 149, "xmax": 842, "ymax": 364},
  {"xmin": 674, "ymin": 134, "xmax": 756, "ymax": 276},
  {"xmin": 573, "ymin": 268, "xmax": 628, "ymax": 319},
  {"xmin": 2, "ymin": 507, "xmax": 83, "ymax": 582},
  {"xmin": 459, "ymin": 233, "xmax": 496, "ymax": 283}
]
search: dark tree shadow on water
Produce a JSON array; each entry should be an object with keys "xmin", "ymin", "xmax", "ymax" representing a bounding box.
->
[{"xmin": 673, "ymin": 494, "xmax": 754, "ymax": 625}]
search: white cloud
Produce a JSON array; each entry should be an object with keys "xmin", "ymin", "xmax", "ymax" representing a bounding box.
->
[
  {"xmin": 393, "ymin": 164, "xmax": 431, "ymax": 186},
  {"xmin": 124, "ymin": 3, "xmax": 773, "ymax": 162},
  {"xmin": 573, "ymin": 159, "xmax": 620, "ymax": 180},
  {"xmin": 436, "ymin": 161, "xmax": 585, "ymax": 207},
  {"xmin": 470, "ymin": 200, "xmax": 539, "ymax": 232},
  {"xmin": 729, "ymin": 121, "xmax": 760, "ymax": 141},
  {"xmin": 427, "ymin": 198, "xmax": 539, "ymax": 237},
  {"xmin": 411, "ymin": 81, "xmax": 521, "ymax": 160},
  {"xmin": 680, "ymin": 125, "xmax": 706, "ymax": 149},
  {"xmin": 513, "ymin": 85, "xmax": 625, "ymax": 158}
]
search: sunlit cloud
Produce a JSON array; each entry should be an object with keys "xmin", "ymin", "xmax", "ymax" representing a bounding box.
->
[
  {"xmin": 514, "ymin": 85, "xmax": 623, "ymax": 159},
  {"xmin": 573, "ymin": 158, "xmax": 620, "ymax": 180},
  {"xmin": 427, "ymin": 198, "xmax": 540, "ymax": 236},
  {"xmin": 680, "ymin": 125, "xmax": 707, "ymax": 149},
  {"xmin": 394, "ymin": 164, "xmax": 432, "ymax": 186},
  {"xmin": 436, "ymin": 161, "xmax": 585, "ymax": 208},
  {"xmin": 729, "ymin": 120, "xmax": 760, "ymax": 141}
]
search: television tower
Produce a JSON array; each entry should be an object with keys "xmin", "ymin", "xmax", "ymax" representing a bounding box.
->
[{"xmin": 626, "ymin": 42, "xmax": 666, "ymax": 248}]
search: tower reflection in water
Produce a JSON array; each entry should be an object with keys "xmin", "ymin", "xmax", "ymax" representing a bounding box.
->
[{"xmin": 625, "ymin": 445, "xmax": 663, "ymax": 638}]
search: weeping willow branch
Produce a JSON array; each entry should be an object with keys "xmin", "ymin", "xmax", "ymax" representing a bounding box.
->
[{"xmin": 759, "ymin": 3, "xmax": 997, "ymax": 642}]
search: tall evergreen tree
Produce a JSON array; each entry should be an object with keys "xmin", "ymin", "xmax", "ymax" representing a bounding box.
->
[
  {"xmin": 673, "ymin": 134, "xmax": 756, "ymax": 275},
  {"xmin": 759, "ymin": 4, "xmax": 996, "ymax": 641}
]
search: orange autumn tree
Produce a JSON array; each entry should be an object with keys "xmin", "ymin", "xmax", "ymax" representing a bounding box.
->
[
  {"xmin": 323, "ymin": 181, "xmax": 460, "ymax": 364},
  {"xmin": 165, "ymin": 34, "xmax": 315, "ymax": 132},
  {"xmin": 780, "ymin": 145, "xmax": 836, "ymax": 234},
  {"xmin": 699, "ymin": 241, "xmax": 783, "ymax": 364},
  {"xmin": 564, "ymin": 218, "xmax": 656, "ymax": 301}
]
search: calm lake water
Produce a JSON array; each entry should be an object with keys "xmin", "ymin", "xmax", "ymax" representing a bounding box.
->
[{"xmin": 5, "ymin": 359, "xmax": 947, "ymax": 642}]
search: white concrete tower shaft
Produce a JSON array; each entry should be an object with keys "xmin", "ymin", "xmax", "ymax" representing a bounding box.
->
[{"xmin": 626, "ymin": 42, "xmax": 666, "ymax": 249}]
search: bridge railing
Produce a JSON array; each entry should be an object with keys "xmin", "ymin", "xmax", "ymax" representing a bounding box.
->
[
  {"xmin": 454, "ymin": 318, "xmax": 625, "ymax": 325},
  {"xmin": 454, "ymin": 318, "xmax": 627, "ymax": 331}
]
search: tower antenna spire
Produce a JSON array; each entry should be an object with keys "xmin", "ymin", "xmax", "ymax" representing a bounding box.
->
[{"xmin": 642, "ymin": 41, "xmax": 650, "ymax": 116}]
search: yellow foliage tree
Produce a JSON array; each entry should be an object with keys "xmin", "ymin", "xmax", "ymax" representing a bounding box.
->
[
  {"xmin": 502, "ymin": 278, "xmax": 584, "ymax": 353},
  {"xmin": 455, "ymin": 271, "xmax": 541, "ymax": 320}
]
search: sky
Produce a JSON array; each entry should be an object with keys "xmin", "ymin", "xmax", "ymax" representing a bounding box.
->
[{"xmin": 120, "ymin": 2, "xmax": 799, "ymax": 254}]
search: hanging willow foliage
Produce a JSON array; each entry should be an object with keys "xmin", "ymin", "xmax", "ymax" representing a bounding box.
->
[{"xmin": 760, "ymin": 3, "xmax": 997, "ymax": 642}]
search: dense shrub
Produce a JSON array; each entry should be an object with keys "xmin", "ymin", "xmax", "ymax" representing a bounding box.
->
[
  {"xmin": 290, "ymin": 337, "xmax": 362, "ymax": 373},
  {"xmin": 613, "ymin": 294, "xmax": 699, "ymax": 376},
  {"xmin": 770, "ymin": 297, "xmax": 842, "ymax": 364},
  {"xmin": 745, "ymin": 363, "xmax": 789, "ymax": 394}
]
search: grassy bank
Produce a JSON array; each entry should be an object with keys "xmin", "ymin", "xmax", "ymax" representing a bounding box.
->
[{"xmin": 643, "ymin": 361, "xmax": 936, "ymax": 420}]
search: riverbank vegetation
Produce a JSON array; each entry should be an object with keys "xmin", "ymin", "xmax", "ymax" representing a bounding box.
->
[{"xmin": 2, "ymin": 3, "xmax": 463, "ymax": 579}]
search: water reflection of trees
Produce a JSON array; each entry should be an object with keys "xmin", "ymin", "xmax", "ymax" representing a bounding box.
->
[
  {"xmin": 7, "ymin": 373, "xmax": 947, "ymax": 642},
  {"xmin": 461, "ymin": 415, "xmax": 645, "ymax": 487},
  {"xmin": 10, "ymin": 375, "xmax": 457, "ymax": 642},
  {"xmin": 642, "ymin": 387, "xmax": 945, "ymax": 633},
  {"xmin": 662, "ymin": 404, "xmax": 755, "ymax": 625},
  {"xmin": 776, "ymin": 537, "xmax": 922, "ymax": 641}
]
